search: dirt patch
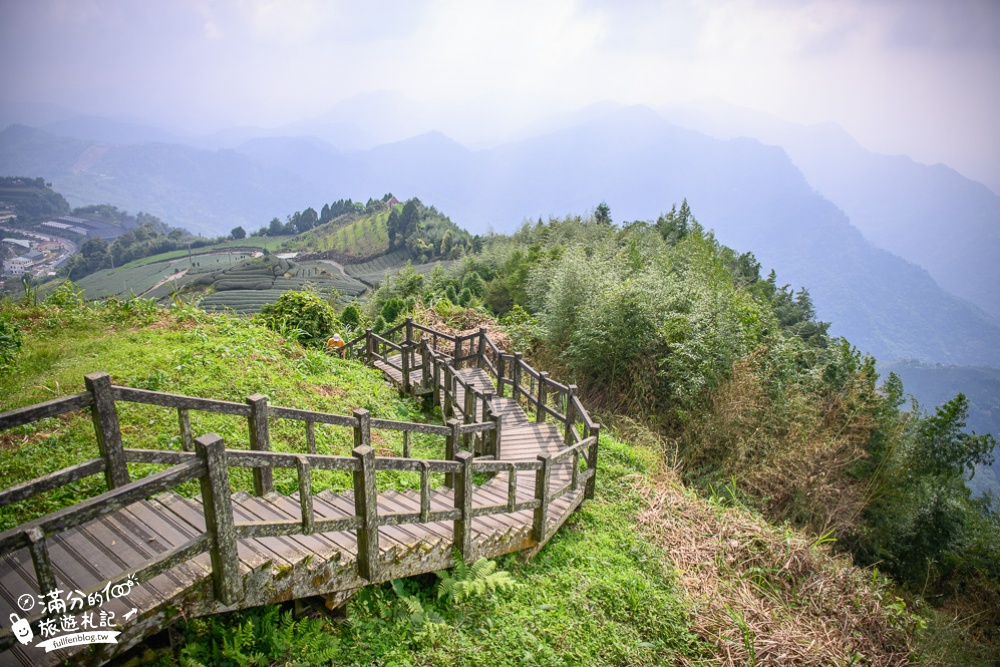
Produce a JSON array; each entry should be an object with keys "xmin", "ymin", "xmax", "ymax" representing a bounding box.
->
[
  {"xmin": 310, "ymin": 385, "xmax": 346, "ymax": 399},
  {"xmin": 635, "ymin": 470, "xmax": 914, "ymax": 666},
  {"xmin": 410, "ymin": 303, "xmax": 511, "ymax": 353}
]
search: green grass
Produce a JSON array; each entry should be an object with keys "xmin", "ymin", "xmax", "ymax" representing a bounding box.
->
[
  {"xmin": 155, "ymin": 437, "xmax": 709, "ymax": 667},
  {"xmin": 1, "ymin": 295, "xmax": 710, "ymax": 665},
  {"xmin": 288, "ymin": 210, "xmax": 392, "ymax": 257},
  {"xmin": 0, "ymin": 298, "xmax": 437, "ymax": 529}
]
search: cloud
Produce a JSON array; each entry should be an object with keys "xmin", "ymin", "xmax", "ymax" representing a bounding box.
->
[{"xmin": 0, "ymin": 0, "xmax": 996, "ymax": 186}]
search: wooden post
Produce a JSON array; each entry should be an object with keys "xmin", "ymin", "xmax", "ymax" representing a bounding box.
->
[
  {"xmin": 405, "ymin": 317, "xmax": 413, "ymax": 344},
  {"xmin": 401, "ymin": 341, "xmax": 411, "ymax": 393},
  {"xmin": 585, "ymin": 425, "xmax": 600, "ymax": 500},
  {"xmin": 420, "ymin": 338, "xmax": 430, "ymax": 390},
  {"xmin": 443, "ymin": 366, "xmax": 454, "ymax": 418},
  {"xmin": 463, "ymin": 384, "xmax": 475, "ymax": 424},
  {"xmin": 537, "ymin": 372, "xmax": 549, "ymax": 424},
  {"xmin": 27, "ymin": 527, "xmax": 56, "ymax": 596},
  {"xmin": 463, "ymin": 388, "xmax": 475, "ymax": 452},
  {"xmin": 352, "ymin": 445, "xmax": 379, "ymax": 581},
  {"xmin": 564, "ymin": 385, "xmax": 578, "ymax": 446},
  {"xmin": 485, "ymin": 392, "xmax": 501, "ymax": 458},
  {"xmin": 353, "ymin": 408, "xmax": 371, "ymax": 449},
  {"xmin": 482, "ymin": 391, "xmax": 495, "ymax": 456},
  {"xmin": 497, "ymin": 355, "xmax": 506, "ymax": 398},
  {"xmin": 197, "ymin": 434, "xmax": 241, "ymax": 605},
  {"xmin": 178, "ymin": 408, "xmax": 193, "ymax": 452},
  {"xmin": 453, "ymin": 335, "xmax": 462, "ymax": 368},
  {"xmin": 512, "ymin": 353, "xmax": 523, "ymax": 404},
  {"xmin": 532, "ymin": 453, "xmax": 552, "ymax": 544},
  {"xmin": 433, "ymin": 353, "xmax": 442, "ymax": 407},
  {"xmin": 453, "ymin": 451, "xmax": 474, "ymax": 562},
  {"xmin": 296, "ymin": 456, "xmax": 314, "ymax": 535},
  {"xmin": 365, "ymin": 328, "xmax": 373, "ymax": 363},
  {"xmin": 247, "ymin": 394, "xmax": 272, "ymax": 496},
  {"xmin": 477, "ymin": 327, "xmax": 487, "ymax": 370},
  {"xmin": 403, "ymin": 431, "xmax": 411, "ymax": 458},
  {"xmin": 445, "ymin": 418, "xmax": 461, "ymax": 488},
  {"xmin": 306, "ymin": 421, "xmax": 317, "ymax": 454},
  {"xmin": 85, "ymin": 372, "xmax": 129, "ymax": 489}
]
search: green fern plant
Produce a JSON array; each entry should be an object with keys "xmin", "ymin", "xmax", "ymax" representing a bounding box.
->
[{"xmin": 435, "ymin": 556, "xmax": 518, "ymax": 603}]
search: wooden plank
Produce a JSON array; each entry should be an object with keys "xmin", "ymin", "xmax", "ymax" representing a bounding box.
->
[
  {"xmin": 0, "ymin": 459, "xmax": 205, "ymax": 556},
  {"xmin": 228, "ymin": 493, "xmax": 298, "ymax": 565},
  {"xmin": 270, "ymin": 493, "xmax": 345, "ymax": 557},
  {"xmin": 112, "ymin": 386, "xmax": 250, "ymax": 416},
  {"xmin": 309, "ymin": 491, "xmax": 360, "ymax": 556},
  {"xmin": 0, "ymin": 458, "xmax": 106, "ymax": 507},
  {"xmin": 0, "ymin": 392, "xmax": 94, "ymax": 431},
  {"xmin": 157, "ymin": 493, "xmax": 267, "ymax": 571},
  {"xmin": 237, "ymin": 495, "xmax": 330, "ymax": 562},
  {"xmin": 122, "ymin": 499, "xmax": 211, "ymax": 581},
  {"xmin": 267, "ymin": 405, "xmax": 355, "ymax": 427},
  {"xmin": 321, "ymin": 492, "xmax": 416, "ymax": 554},
  {"xmin": 376, "ymin": 493, "xmax": 440, "ymax": 548}
]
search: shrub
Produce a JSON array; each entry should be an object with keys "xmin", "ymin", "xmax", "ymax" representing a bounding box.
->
[
  {"xmin": 258, "ymin": 290, "xmax": 340, "ymax": 347},
  {"xmin": 0, "ymin": 316, "xmax": 23, "ymax": 369}
]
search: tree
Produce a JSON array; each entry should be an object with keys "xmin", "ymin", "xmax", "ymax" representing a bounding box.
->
[
  {"xmin": 231, "ymin": 226, "xmax": 246, "ymax": 240},
  {"xmin": 594, "ymin": 202, "xmax": 612, "ymax": 226}
]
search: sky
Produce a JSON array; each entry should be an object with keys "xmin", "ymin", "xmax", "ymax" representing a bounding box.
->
[{"xmin": 2, "ymin": 0, "xmax": 999, "ymax": 189}]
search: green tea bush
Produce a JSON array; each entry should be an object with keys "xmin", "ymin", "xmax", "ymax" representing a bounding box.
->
[{"xmin": 258, "ymin": 290, "xmax": 340, "ymax": 347}]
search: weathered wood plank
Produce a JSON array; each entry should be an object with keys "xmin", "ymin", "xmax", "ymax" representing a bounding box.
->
[
  {"xmin": 112, "ymin": 386, "xmax": 251, "ymax": 416},
  {"xmin": 0, "ymin": 459, "xmax": 205, "ymax": 555},
  {"xmin": 0, "ymin": 458, "xmax": 106, "ymax": 507},
  {"xmin": 0, "ymin": 392, "xmax": 93, "ymax": 431},
  {"xmin": 267, "ymin": 404, "xmax": 355, "ymax": 427},
  {"xmin": 124, "ymin": 448, "xmax": 197, "ymax": 465}
]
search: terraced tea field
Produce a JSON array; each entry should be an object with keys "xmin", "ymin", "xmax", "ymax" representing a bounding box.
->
[{"xmin": 75, "ymin": 251, "xmax": 367, "ymax": 313}]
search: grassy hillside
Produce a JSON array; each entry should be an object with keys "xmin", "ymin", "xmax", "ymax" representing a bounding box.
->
[
  {"xmin": 0, "ymin": 295, "xmax": 922, "ymax": 666},
  {"xmin": 286, "ymin": 208, "xmax": 394, "ymax": 257}
]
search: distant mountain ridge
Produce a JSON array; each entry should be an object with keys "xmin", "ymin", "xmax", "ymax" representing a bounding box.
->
[
  {"xmin": 2, "ymin": 108, "xmax": 999, "ymax": 367},
  {"xmin": 660, "ymin": 100, "xmax": 1000, "ymax": 321}
]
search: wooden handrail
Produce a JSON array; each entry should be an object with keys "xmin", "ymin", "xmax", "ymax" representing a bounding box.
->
[{"xmin": 0, "ymin": 320, "xmax": 599, "ymax": 630}]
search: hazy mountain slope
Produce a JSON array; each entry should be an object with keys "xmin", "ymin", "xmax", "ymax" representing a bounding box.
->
[
  {"xmin": 0, "ymin": 124, "xmax": 315, "ymax": 236},
  {"xmin": 337, "ymin": 106, "xmax": 1000, "ymax": 365},
  {"xmin": 4, "ymin": 112, "xmax": 998, "ymax": 366},
  {"xmin": 662, "ymin": 101, "xmax": 1000, "ymax": 320}
]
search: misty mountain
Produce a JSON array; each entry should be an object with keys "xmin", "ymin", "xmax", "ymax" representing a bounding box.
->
[
  {"xmin": 661, "ymin": 100, "xmax": 1000, "ymax": 321},
  {"xmin": 3, "ymin": 109, "xmax": 999, "ymax": 367},
  {"xmin": 0, "ymin": 124, "xmax": 314, "ymax": 236},
  {"xmin": 42, "ymin": 115, "xmax": 183, "ymax": 146}
]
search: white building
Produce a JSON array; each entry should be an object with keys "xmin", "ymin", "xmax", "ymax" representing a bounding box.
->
[
  {"xmin": 3, "ymin": 256, "xmax": 32, "ymax": 275},
  {"xmin": 2, "ymin": 250, "xmax": 44, "ymax": 276}
]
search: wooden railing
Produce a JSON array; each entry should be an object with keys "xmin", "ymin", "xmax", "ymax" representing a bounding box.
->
[
  {"xmin": 0, "ymin": 320, "xmax": 600, "ymax": 654},
  {"xmin": 348, "ymin": 318, "xmax": 601, "ymax": 501}
]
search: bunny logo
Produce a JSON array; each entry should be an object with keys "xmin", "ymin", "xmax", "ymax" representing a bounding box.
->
[{"xmin": 8, "ymin": 613, "xmax": 33, "ymax": 645}]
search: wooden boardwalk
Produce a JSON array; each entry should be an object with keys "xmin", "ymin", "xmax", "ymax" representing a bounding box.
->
[{"xmin": 0, "ymin": 322, "xmax": 598, "ymax": 666}]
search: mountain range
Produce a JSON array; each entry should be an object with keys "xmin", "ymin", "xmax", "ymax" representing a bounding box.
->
[{"xmin": 1, "ymin": 102, "xmax": 998, "ymax": 371}]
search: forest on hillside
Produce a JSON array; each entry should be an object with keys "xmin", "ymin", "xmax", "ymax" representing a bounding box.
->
[
  {"xmin": 3, "ymin": 194, "xmax": 998, "ymax": 659},
  {"xmin": 348, "ymin": 201, "xmax": 999, "ymax": 653}
]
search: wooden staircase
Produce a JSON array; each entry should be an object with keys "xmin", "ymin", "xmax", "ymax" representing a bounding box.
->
[{"xmin": 0, "ymin": 321, "xmax": 598, "ymax": 666}]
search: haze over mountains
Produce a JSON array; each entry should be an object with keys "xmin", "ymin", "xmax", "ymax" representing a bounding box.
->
[{"xmin": 2, "ymin": 99, "xmax": 999, "ymax": 371}]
